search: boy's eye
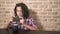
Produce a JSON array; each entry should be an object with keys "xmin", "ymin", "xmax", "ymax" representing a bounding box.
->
[{"xmin": 17, "ymin": 10, "xmax": 22, "ymax": 12}]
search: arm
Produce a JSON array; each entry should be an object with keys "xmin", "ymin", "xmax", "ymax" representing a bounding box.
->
[
  {"xmin": 20, "ymin": 17, "xmax": 39, "ymax": 30},
  {"xmin": 3, "ymin": 17, "xmax": 13, "ymax": 29},
  {"xmin": 23, "ymin": 24, "xmax": 39, "ymax": 30}
]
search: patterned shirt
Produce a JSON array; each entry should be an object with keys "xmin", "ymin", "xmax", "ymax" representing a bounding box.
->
[{"xmin": 8, "ymin": 16, "xmax": 37, "ymax": 30}]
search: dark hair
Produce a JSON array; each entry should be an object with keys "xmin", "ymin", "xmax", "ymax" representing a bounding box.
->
[{"xmin": 14, "ymin": 3, "xmax": 29, "ymax": 19}]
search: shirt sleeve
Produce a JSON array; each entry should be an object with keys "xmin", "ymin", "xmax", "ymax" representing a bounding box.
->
[
  {"xmin": 7, "ymin": 21, "xmax": 12, "ymax": 29},
  {"xmin": 28, "ymin": 17, "xmax": 38, "ymax": 28}
]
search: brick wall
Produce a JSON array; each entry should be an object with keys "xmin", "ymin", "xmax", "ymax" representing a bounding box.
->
[{"xmin": 0, "ymin": 0, "xmax": 60, "ymax": 31}]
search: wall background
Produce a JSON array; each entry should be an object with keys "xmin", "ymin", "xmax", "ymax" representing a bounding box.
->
[{"xmin": 0, "ymin": 0, "xmax": 60, "ymax": 31}]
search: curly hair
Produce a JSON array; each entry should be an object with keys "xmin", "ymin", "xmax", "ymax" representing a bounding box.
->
[{"xmin": 14, "ymin": 3, "xmax": 29, "ymax": 19}]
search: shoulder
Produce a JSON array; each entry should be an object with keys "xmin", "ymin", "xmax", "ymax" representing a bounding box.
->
[{"xmin": 26, "ymin": 17, "xmax": 34, "ymax": 22}]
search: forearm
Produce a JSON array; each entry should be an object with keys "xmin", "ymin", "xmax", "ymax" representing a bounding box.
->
[
  {"xmin": 3, "ymin": 23, "xmax": 9, "ymax": 29},
  {"xmin": 23, "ymin": 24, "xmax": 39, "ymax": 30}
]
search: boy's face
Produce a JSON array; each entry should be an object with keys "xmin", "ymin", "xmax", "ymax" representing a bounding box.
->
[{"xmin": 16, "ymin": 6, "xmax": 22, "ymax": 17}]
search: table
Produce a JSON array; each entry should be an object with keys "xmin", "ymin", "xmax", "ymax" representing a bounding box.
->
[{"xmin": 0, "ymin": 29, "xmax": 60, "ymax": 34}]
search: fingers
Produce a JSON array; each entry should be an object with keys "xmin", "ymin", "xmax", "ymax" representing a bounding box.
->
[
  {"xmin": 20, "ymin": 18, "xmax": 24, "ymax": 24},
  {"xmin": 8, "ymin": 17, "xmax": 13, "ymax": 24},
  {"xmin": 9, "ymin": 17, "xmax": 13, "ymax": 22}
]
